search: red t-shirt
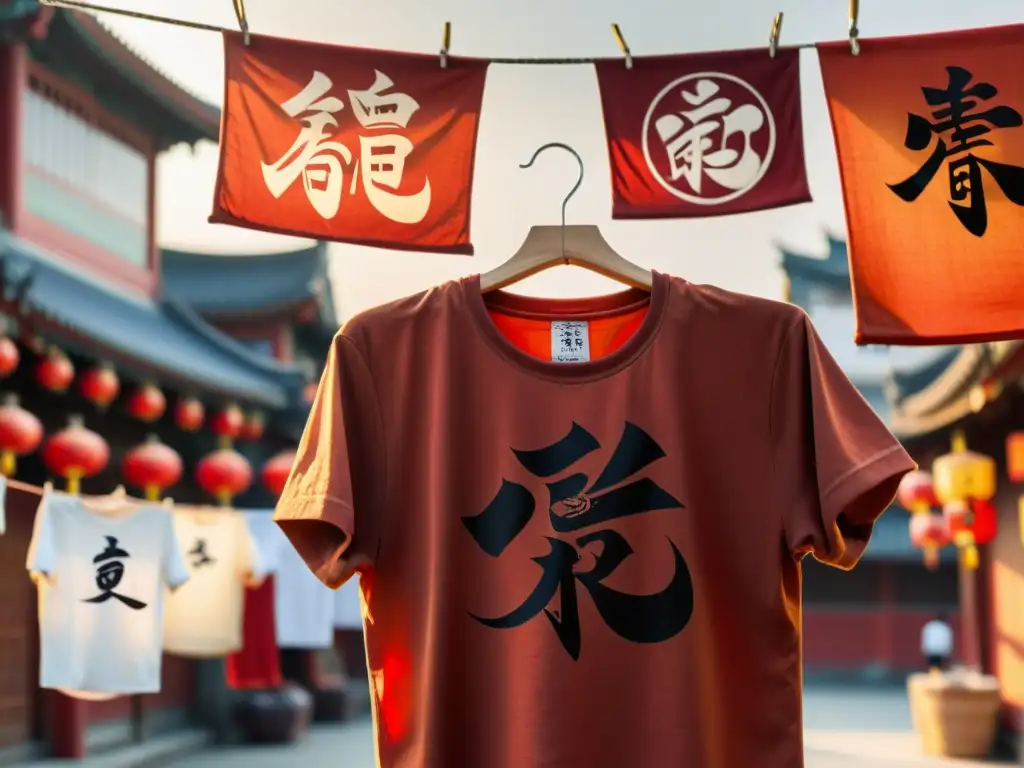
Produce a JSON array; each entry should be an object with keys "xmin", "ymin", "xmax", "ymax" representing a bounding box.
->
[{"xmin": 275, "ymin": 272, "xmax": 915, "ymax": 768}]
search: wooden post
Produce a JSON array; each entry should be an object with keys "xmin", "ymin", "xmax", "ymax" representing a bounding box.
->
[{"xmin": 49, "ymin": 692, "xmax": 85, "ymax": 759}]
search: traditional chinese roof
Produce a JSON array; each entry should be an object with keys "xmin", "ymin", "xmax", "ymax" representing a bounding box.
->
[
  {"xmin": 0, "ymin": 231, "xmax": 305, "ymax": 408},
  {"xmin": 885, "ymin": 343, "xmax": 1019, "ymax": 438},
  {"xmin": 161, "ymin": 242, "xmax": 338, "ymax": 328},
  {"xmin": 1, "ymin": 2, "xmax": 219, "ymax": 147},
  {"xmin": 778, "ymin": 233, "xmax": 851, "ymax": 292}
]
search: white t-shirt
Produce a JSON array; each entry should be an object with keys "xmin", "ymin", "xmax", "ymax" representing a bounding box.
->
[
  {"xmin": 921, "ymin": 620, "xmax": 953, "ymax": 656},
  {"xmin": 0, "ymin": 475, "xmax": 7, "ymax": 535},
  {"xmin": 333, "ymin": 577, "xmax": 363, "ymax": 630},
  {"xmin": 28, "ymin": 491, "xmax": 189, "ymax": 697},
  {"xmin": 244, "ymin": 510, "xmax": 335, "ymax": 649},
  {"xmin": 163, "ymin": 507, "xmax": 261, "ymax": 658}
]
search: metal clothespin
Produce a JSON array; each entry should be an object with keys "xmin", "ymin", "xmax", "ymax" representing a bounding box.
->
[
  {"xmin": 232, "ymin": 0, "xmax": 250, "ymax": 47},
  {"xmin": 440, "ymin": 21, "xmax": 451, "ymax": 68},
  {"xmin": 611, "ymin": 23, "xmax": 633, "ymax": 69},
  {"xmin": 848, "ymin": 0, "xmax": 860, "ymax": 56},
  {"xmin": 769, "ymin": 12, "xmax": 784, "ymax": 58}
]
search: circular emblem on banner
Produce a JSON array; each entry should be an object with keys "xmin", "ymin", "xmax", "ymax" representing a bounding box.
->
[{"xmin": 641, "ymin": 72, "xmax": 777, "ymax": 206}]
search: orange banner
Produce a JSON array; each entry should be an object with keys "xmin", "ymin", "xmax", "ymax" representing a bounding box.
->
[{"xmin": 819, "ymin": 24, "xmax": 1024, "ymax": 345}]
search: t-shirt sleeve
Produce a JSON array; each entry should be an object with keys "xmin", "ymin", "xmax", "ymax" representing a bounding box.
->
[
  {"xmin": 770, "ymin": 312, "xmax": 917, "ymax": 569},
  {"xmin": 162, "ymin": 513, "xmax": 191, "ymax": 591},
  {"xmin": 26, "ymin": 490, "xmax": 56, "ymax": 577},
  {"xmin": 274, "ymin": 331, "xmax": 386, "ymax": 589}
]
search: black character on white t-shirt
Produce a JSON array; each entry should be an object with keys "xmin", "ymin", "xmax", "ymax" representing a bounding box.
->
[
  {"xmin": 188, "ymin": 538, "xmax": 215, "ymax": 568},
  {"xmin": 82, "ymin": 536, "xmax": 147, "ymax": 610}
]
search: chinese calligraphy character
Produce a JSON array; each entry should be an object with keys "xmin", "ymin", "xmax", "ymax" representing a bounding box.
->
[
  {"xmin": 261, "ymin": 70, "xmax": 431, "ymax": 224},
  {"xmin": 82, "ymin": 536, "xmax": 147, "ymax": 610},
  {"xmin": 651, "ymin": 76, "xmax": 771, "ymax": 197},
  {"xmin": 462, "ymin": 422, "xmax": 693, "ymax": 661},
  {"xmin": 261, "ymin": 71, "xmax": 352, "ymax": 219},
  {"xmin": 888, "ymin": 65, "xmax": 1024, "ymax": 237},
  {"xmin": 188, "ymin": 538, "xmax": 215, "ymax": 568}
]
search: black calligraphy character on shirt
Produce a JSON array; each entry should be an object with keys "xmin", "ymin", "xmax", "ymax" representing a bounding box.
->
[
  {"xmin": 82, "ymin": 536, "xmax": 147, "ymax": 610},
  {"xmin": 189, "ymin": 538, "xmax": 215, "ymax": 568},
  {"xmin": 888, "ymin": 65, "xmax": 1024, "ymax": 237},
  {"xmin": 462, "ymin": 422, "xmax": 693, "ymax": 661}
]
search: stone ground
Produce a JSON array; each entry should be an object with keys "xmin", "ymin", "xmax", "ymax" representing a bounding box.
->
[{"xmin": 165, "ymin": 685, "xmax": 1015, "ymax": 768}]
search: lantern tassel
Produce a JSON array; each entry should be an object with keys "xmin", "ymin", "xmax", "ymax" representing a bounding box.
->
[
  {"xmin": 144, "ymin": 484, "xmax": 160, "ymax": 501},
  {"xmin": 218, "ymin": 435, "xmax": 232, "ymax": 450},
  {"xmin": 1, "ymin": 450, "xmax": 15, "ymax": 478},
  {"xmin": 66, "ymin": 468, "xmax": 82, "ymax": 496},
  {"xmin": 923, "ymin": 546, "xmax": 939, "ymax": 571},
  {"xmin": 216, "ymin": 488, "xmax": 232, "ymax": 507},
  {"xmin": 962, "ymin": 544, "xmax": 980, "ymax": 570}
]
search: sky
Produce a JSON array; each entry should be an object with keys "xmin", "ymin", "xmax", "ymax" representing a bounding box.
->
[{"xmin": 93, "ymin": 0, "xmax": 1021, "ymax": 321}]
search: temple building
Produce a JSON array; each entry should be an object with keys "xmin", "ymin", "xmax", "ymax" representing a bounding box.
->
[
  {"xmin": 780, "ymin": 234, "xmax": 961, "ymax": 679},
  {"xmin": 0, "ymin": 2, "xmax": 340, "ymax": 761}
]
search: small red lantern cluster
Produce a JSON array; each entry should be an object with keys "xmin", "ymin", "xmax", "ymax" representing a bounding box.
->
[
  {"xmin": 78, "ymin": 363, "xmax": 120, "ymax": 410},
  {"xmin": 241, "ymin": 411, "xmax": 265, "ymax": 441},
  {"xmin": 0, "ymin": 394, "xmax": 42, "ymax": 477},
  {"xmin": 127, "ymin": 383, "xmax": 166, "ymax": 423},
  {"xmin": 122, "ymin": 434, "xmax": 183, "ymax": 501},
  {"xmin": 897, "ymin": 470, "xmax": 949, "ymax": 570},
  {"xmin": 196, "ymin": 447, "xmax": 252, "ymax": 506},
  {"xmin": 175, "ymin": 397, "xmax": 205, "ymax": 432},
  {"xmin": 36, "ymin": 347, "xmax": 74, "ymax": 393},
  {"xmin": 261, "ymin": 450, "xmax": 295, "ymax": 497},
  {"xmin": 0, "ymin": 336, "xmax": 20, "ymax": 378},
  {"xmin": 43, "ymin": 414, "xmax": 109, "ymax": 495}
]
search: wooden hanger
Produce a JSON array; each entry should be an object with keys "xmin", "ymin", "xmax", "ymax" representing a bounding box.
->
[{"xmin": 479, "ymin": 142, "xmax": 653, "ymax": 293}]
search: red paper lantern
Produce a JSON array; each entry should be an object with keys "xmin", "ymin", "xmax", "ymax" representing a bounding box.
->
[
  {"xmin": 897, "ymin": 470, "xmax": 938, "ymax": 514},
  {"xmin": 196, "ymin": 447, "xmax": 252, "ymax": 505},
  {"xmin": 122, "ymin": 434, "xmax": 183, "ymax": 501},
  {"xmin": 78, "ymin": 363, "xmax": 120, "ymax": 409},
  {"xmin": 261, "ymin": 450, "xmax": 296, "ymax": 497},
  {"xmin": 241, "ymin": 411, "xmax": 265, "ymax": 441},
  {"xmin": 42, "ymin": 414, "xmax": 109, "ymax": 494},
  {"xmin": 1007, "ymin": 432, "xmax": 1024, "ymax": 483},
  {"xmin": 944, "ymin": 498, "xmax": 998, "ymax": 546},
  {"xmin": 174, "ymin": 397, "xmax": 205, "ymax": 432},
  {"xmin": 35, "ymin": 347, "xmax": 74, "ymax": 393},
  {"xmin": 909, "ymin": 513, "xmax": 950, "ymax": 570},
  {"xmin": 0, "ymin": 394, "xmax": 42, "ymax": 477},
  {"xmin": 0, "ymin": 336, "xmax": 20, "ymax": 378},
  {"xmin": 127, "ymin": 383, "xmax": 166, "ymax": 423},
  {"xmin": 210, "ymin": 404, "xmax": 244, "ymax": 442}
]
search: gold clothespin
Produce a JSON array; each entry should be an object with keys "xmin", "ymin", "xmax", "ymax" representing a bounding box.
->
[
  {"xmin": 610, "ymin": 23, "xmax": 633, "ymax": 70},
  {"xmin": 232, "ymin": 0, "xmax": 250, "ymax": 47},
  {"xmin": 112, "ymin": 484, "xmax": 126, "ymax": 499},
  {"xmin": 848, "ymin": 0, "xmax": 860, "ymax": 55},
  {"xmin": 769, "ymin": 12, "xmax": 784, "ymax": 58},
  {"xmin": 440, "ymin": 21, "xmax": 451, "ymax": 68}
]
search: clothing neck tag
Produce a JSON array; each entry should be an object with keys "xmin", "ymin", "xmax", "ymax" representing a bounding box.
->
[{"xmin": 550, "ymin": 320, "xmax": 591, "ymax": 363}]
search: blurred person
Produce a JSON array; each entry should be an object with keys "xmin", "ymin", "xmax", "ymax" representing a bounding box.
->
[{"xmin": 921, "ymin": 613, "xmax": 953, "ymax": 672}]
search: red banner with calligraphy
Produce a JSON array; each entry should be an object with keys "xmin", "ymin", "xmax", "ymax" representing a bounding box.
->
[
  {"xmin": 594, "ymin": 49, "xmax": 810, "ymax": 219},
  {"xmin": 211, "ymin": 32, "xmax": 489, "ymax": 254},
  {"xmin": 819, "ymin": 24, "xmax": 1024, "ymax": 345}
]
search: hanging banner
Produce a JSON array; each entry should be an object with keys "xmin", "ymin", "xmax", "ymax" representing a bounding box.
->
[
  {"xmin": 594, "ymin": 48, "xmax": 810, "ymax": 219},
  {"xmin": 819, "ymin": 24, "xmax": 1024, "ymax": 345},
  {"xmin": 211, "ymin": 32, "xmax": 490, "ymax": 255}
]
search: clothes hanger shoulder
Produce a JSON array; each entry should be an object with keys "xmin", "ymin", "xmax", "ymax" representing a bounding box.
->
[{"xmin": 478, "ymin": 142, "xmax": 652, "ymax": 293}]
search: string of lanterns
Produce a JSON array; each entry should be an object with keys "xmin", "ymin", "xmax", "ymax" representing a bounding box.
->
[
  {"xmin": 0, "ymin": 334, "xmax": 297, "ymax": 505},
  {"xmin": 898, "ymin": 430, "xmax": 998, "ymax": 571}
]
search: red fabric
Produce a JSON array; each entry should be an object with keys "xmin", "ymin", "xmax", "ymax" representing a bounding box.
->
[
  {"xmin": 212, "ymin": 31, "xmax": 490, "ymax": 255},
  {"xmin": 818, "ymin": 24, "xmax": 1024, "ymax": 345},
  {"xmin": 594, "ymin": 48, "xmax": 810, "ymax": 219},
  {"xmin": 226, "ymin": 576, "xmax": 282, "ymax": 690}
]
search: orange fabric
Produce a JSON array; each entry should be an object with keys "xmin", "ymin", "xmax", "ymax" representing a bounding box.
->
[
  {"xmin": 488, "ymin": 308, "xmax": 647, "ymax": 360},
  {"xmin": 274, "ymin": 274, "xmax": 915, "ymax": 767},
  {"xmin": 212, "ymin": 31, "xmax": 489, "ymax": 255},
  {"xmin": 819, "ymin": 24, "xmax": 1024, "ymax": 345}
]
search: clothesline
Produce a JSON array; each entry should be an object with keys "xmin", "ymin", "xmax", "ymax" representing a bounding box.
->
[{"xmin": 38, "ymin": 0, "xmax": 865, "ymax": 65}]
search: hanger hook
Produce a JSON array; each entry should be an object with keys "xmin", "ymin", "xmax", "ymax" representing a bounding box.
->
[{"xmin": 519, "ymin": 142, "xmax": 584, "ymax": 233}]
